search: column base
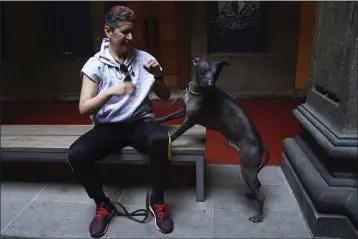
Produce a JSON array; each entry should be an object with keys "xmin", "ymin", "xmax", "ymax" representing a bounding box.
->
[{"xmin": 281, "ymin": 136, "xmax": 358, "ymax": 239}]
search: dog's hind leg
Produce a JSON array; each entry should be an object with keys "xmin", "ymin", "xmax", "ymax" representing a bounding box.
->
[
  {"xmin": 240, "ymin": 149, "xmax": 265, "ymax": 223},
  {"xmin": 244, "ymin": 179, "xmax": 261, "ymax": 200},
  {"xmin": 241, "ymin": 167, "xmax": 265, "ymax": 223}
]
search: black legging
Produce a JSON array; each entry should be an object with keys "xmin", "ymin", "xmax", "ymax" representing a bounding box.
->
[{"xmin": 67, "ymin": 119, "xmax": 171, "ymax": 204}]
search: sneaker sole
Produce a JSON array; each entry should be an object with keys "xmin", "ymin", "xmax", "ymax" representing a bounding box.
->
[
  {"xmin": 90, "ymin": 212, "xmax": 114, "ymax": 238},
  {"xmin": 149, "ymin": 204, "xmax": 173, "ymax": 234},
  {"xmin": 90, "ymin": 225, "xmax": 108, "ymax": 238}
]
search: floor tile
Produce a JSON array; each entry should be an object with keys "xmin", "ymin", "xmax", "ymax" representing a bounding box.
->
[
  {"xmin": 37, "ymin": 183, "xmax": 123, "ymax": 203},
  {"xmin": 1, "ymin": 198, "xmax": 31, "ymax": 231},
  {"xmin": 1, "ymin": 182, "xmax": 47, "ymax": 200},
  {"xmin": 165, "ymin": 187, "xmax": 213, "ymax": 211},
  {"xmin": 210, "ymin": 164, "xmax": 242, "ymax": 186},
  {"xmin": 1, "ymin": 200, "xmax": 95, "ymax": 238},
  {"xmin": 257, "ymin": 166, "xmax": 287, "ymax": 186},
  {"xmin": 211, "ymin": 165, "xmax": 287, "ymax": 186},
  {"xmin": 117, "ymin": 186, "xmax": 149, "ymax": 207},
  {"xmin": 213, "ymin": 208, "xmax": 312, "ymax": 238},
  {"xmin": 213, "ymin": 183, "xmax": 298, "ymax": 213}
]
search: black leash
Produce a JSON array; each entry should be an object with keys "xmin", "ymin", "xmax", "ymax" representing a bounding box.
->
[{"xmin": 111, "ymin": 190, "xmax": 150, "ymax": 223}]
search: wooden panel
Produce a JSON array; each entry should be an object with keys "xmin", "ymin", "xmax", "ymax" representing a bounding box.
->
[
  {"xmin": 160, "ymin": 43, "xmax": 177, "ymax": 75},
  {"xmin": 294, "ymin": 2, "xmax": 316, "ymax": 90},
  {"xmin": 158, "ymin": 21, "xmax": 177, "ymax": 42},
  {"xmin": 152, "ymin": 2, "xmax": 190, "ymax": 89},
  {"xmin": 123, "ymin": 2, "xmax": 152, "ymax": 51},
  {"xmin": 156, "ymin": 2, "xmax": 177, "ymax": 20},
  {"xmin": 173, "ymin": 2, "xmax": 191, "ymax": 89},
  {"xmin": 90, "ymin": 2, "xmax": 106, "ymax": 52},
  {"xmin": 164, "ymin": 75, "xmax": 179, "ymax": 88}
]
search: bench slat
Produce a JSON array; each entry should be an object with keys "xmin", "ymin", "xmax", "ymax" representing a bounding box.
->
[
  {"xmin": 1, "ymin": 135, "xmax": 205, "ymax": 155},
  {"xmin": 1, "ymin": 125, "xmax": 207, "ymax": 155},
  {"xmin": 0, "ymin": 125, "xmax": 206, "ymax": 136}
]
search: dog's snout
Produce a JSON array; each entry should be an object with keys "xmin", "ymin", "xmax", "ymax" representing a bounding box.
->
[{"xmin": 202, "ymin": 84, "xmax": 212, "ymax": 88}]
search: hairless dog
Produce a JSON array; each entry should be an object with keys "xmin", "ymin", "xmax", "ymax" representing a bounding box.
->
[{"xmin": 156, "ymin": 57, "xmax": 270, "ymax": 223}]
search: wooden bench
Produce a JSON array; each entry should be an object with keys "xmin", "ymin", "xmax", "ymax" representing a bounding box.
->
[{"xmin": 1, "ymin": 124, "xmax": 207, "ymax": 202}]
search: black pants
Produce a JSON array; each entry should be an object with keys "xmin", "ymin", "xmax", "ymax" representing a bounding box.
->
[{"xmin": 67, "ymin": 119, "xmax": 171, "ymax": 204}]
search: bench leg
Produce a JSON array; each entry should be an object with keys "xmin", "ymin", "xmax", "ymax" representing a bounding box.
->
[{"xmin": 196, "ymin": 156, "xmax": 205, "ymax": 202}]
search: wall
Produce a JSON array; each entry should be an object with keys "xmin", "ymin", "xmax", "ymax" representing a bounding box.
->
[
  {"xmin": 0, "ymin": 2, "xmax": 96, "ymax": 101},
  {"xmin": 0, "ymin": 2, "xmax": 301, "ymax": 100},
  {"xmin": 189, "ymin": 2, "xmax": 301, "ymax": 97}
]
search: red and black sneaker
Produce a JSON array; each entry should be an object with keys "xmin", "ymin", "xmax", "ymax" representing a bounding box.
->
[
  {"xmin": 149, "ymin": 193, "xmax": 174, "ymax": 234},
  {"xmin": 89, "ymin": 200, "xmax": 115, "ymax": 238}
]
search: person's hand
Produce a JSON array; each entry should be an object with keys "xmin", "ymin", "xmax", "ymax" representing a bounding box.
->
[
  {"xmin": 107, "ymin": 82, "xmax": 135, "ymax": 97},
  {"xmin": 144, "ymin": 59, "xmax": 163, "ymax": 77}
]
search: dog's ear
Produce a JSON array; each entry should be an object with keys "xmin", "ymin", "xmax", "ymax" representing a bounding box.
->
[
  {"xmin": 192, "ymin": 57, "xmax": 201, "ymax": 66},
  {"xmin": 218, "ymin": 61, "xmax": 229, "ymax": 68}
]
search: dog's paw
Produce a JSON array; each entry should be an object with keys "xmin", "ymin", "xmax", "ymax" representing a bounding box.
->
[
  {"xmin": 249, "ymin": 215, "xmax": 263, "ymax": 223},
  {"xmin": 244, "ymin": 192, "xmax": 256, "ymax": 200}
]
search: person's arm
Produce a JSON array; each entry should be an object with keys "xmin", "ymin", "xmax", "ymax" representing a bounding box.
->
[
  {"xmin": 144, "ymin": 58, "xmax": 171, "ymax": 100},
  {"xmin": 79, "ymin": 74, "xmax": 134, "ymax": 116},
  {"xmin": 78, "ymin": 74, "xmax": 111, "ymax": 116},
  {"xmin": 153, "ymin": 76, "xmax": 171, "ymax": 100}
]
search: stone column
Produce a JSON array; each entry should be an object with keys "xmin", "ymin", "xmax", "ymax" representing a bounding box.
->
[
  {"xmin": 0, "ymin": 3, "xmax": 2, "ymax": 65},
  {"xmin": 281, "ymin": 2, "xmax": 358, "ymax": 239}
]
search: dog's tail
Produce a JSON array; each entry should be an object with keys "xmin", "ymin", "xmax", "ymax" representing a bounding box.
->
[{"xmin": 258, "ymin": 144, "xmax": 270, "ymax": 173}]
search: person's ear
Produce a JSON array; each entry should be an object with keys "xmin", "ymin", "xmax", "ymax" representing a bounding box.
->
[{"xmin": 104, "ymin": 26, "xmax": 113, "ymax": 38}]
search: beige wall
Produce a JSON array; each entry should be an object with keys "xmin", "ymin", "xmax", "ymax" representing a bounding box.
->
[
  {"xmin": 0, "ymin": 2, "xmax": 301, "ymax": 101},
  {"xmin": 189, "ymin": 2, "xmax": 301, "ymax": 97}
]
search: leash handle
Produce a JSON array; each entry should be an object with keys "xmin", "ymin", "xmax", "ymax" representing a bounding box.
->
[{"xmin": 111, "ymin": 190, "xmax": 150, "ymax": 223}]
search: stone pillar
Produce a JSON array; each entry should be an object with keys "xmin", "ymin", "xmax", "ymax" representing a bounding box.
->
[
  {"xmin": 0, "ymin": 3, "xmax": 2, "ymax": 65},
  {"xmin": 281, "ymin": 2, "xmax": 358, "ymax": 239}
]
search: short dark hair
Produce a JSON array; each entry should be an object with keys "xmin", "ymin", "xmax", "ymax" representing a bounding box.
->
[{"xmin": 104, "ymin": 6, "xmax": 135, "ymax": 31}]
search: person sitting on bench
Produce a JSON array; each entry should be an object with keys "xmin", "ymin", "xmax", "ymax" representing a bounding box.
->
[{"xmin": 67, "ymin": 5, "xmax": 173, "ymax": 238}]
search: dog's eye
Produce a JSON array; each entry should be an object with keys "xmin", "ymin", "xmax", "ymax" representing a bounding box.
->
[{"xmin": 201, "ymin": 68, "xmax": 207, "ymax": 74}]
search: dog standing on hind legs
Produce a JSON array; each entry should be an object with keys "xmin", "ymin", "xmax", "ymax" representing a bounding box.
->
[{"xmin": 156, "ymin": 57, "xmax": 270, "ymax": 223}]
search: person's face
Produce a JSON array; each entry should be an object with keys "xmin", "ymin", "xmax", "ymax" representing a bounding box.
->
[{"xmin": 104, "ymin": 21, "xmax": 134, "ymax": 52}]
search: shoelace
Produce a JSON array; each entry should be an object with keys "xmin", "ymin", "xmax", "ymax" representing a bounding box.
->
[
  {"xmin": 95, "ymin": 202, "xmax": 110, "ymax": 221},
  {"xmin": 154, "ymin": 202, "xmax": 170, "ymax": 217}
]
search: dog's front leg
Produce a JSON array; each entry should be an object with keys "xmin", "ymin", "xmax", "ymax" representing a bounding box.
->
[
  {"xmin": 170, "ymin": 117, "xmax": 197, "ymax": 142},
  {"xmin": 156, "ymin": 108, "xmax": 186, "ymax": 123}
]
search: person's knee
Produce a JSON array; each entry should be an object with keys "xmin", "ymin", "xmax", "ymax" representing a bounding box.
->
[
  {"xmin": 67, "ymin": 143, "xmax": 91, "ymax": 168},
  {"xmin": 150, "ymin": 132, "xmax": 171, "ymax": 150}
]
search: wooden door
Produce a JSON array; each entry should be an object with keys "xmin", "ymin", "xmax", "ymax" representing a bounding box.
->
[{"xmin": 153, "ymin": 2, "xmax": 191, "ymax": 89}]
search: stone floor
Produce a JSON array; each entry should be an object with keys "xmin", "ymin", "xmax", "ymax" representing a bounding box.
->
[{"xmin": 1, "ymin": 165, "xmax": 312, "ymax": 238}]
